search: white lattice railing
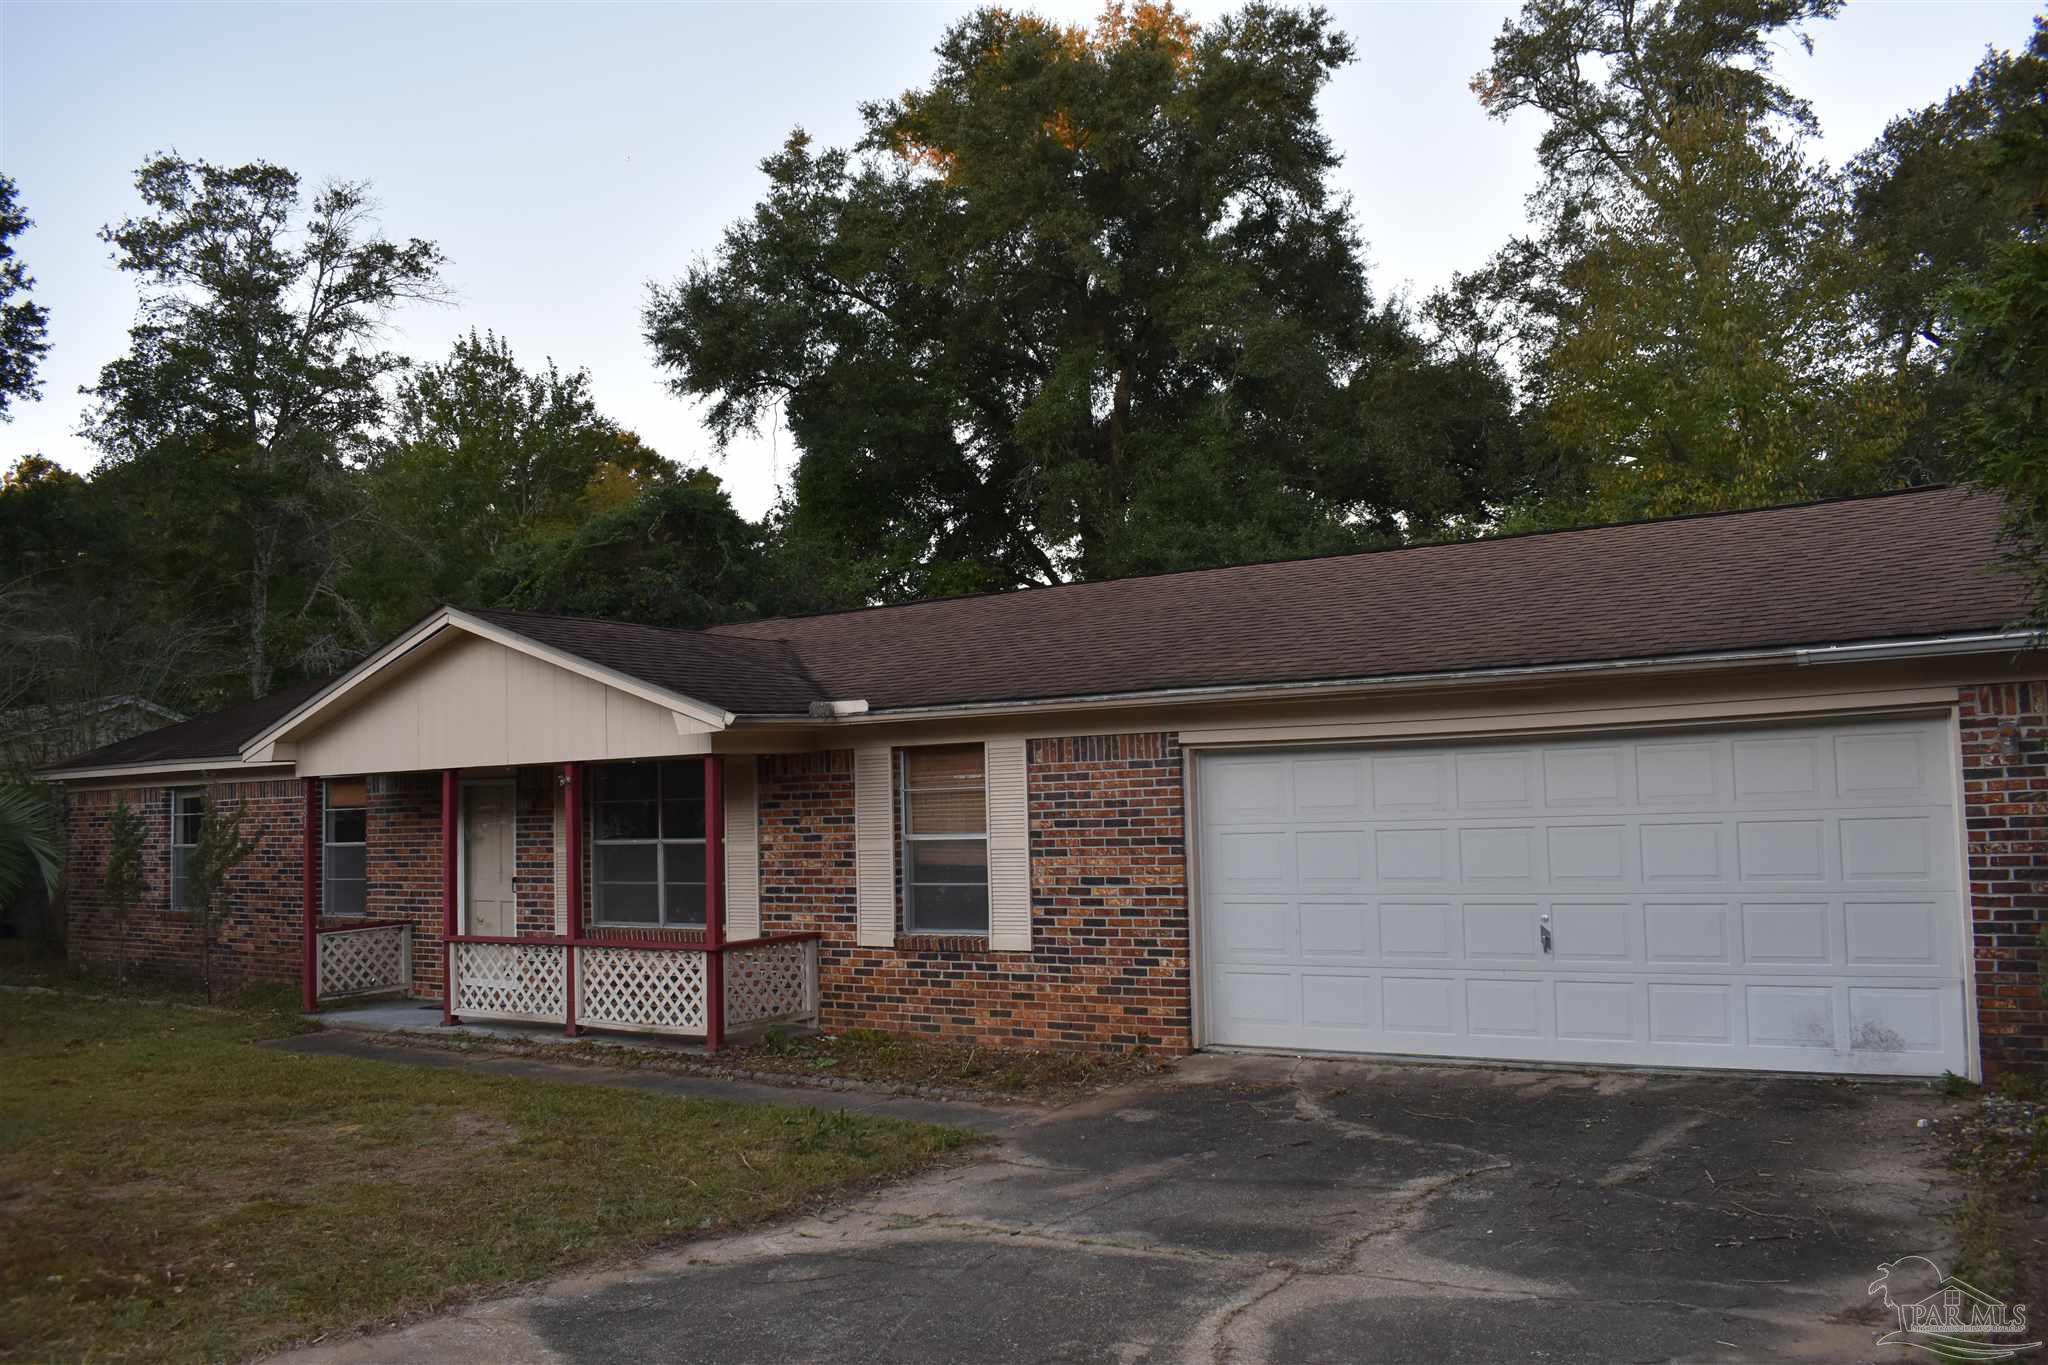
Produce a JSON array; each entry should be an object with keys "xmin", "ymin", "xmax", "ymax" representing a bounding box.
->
[
  {"xmin": 316, "ymin": 923, "xmax": 411, "ymax": 1000},
  {"xmin": 451, "ymin": 940, "xmax": 569, "ymax": 1025},
  {"xmin": 577, "ymin": 945, "xmax": 710, "ymax": 1036},
  {"xmin": 446, "ymin": 934, "xmax": 819, "ymax": 1041},
  {"xmin": 724, "ymin": 936, "xmax": 819, "ymax": 1029}
]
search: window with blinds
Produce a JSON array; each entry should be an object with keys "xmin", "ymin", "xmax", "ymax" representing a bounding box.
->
[{"xmin": 899, "ymin": 745, "xmax": 988, "ymax": 934}]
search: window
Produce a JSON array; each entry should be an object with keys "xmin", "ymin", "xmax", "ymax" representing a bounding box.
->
[
  {"xmin": 900, "ymin": 745, "xmax": 988, "ymax": 934},
  {"xmin": 592, "ymin": 760, "xmax": 706, "ymax": 927},
  {"xmin": 169, "ymin": 788, "xmax": 203, "ymax": 911},
  {"xmin": 324, "ymin": 778, "xmax": 368, "ymax": 916}
]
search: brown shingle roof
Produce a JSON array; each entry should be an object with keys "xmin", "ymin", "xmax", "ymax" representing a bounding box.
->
[
  {"xmin": 709, "ymin": 486, "xmax": 2028, "ymax": 710},
  {"xmin": 43, "ymin": 487, "xmax": 2033, "ymax": 773}
]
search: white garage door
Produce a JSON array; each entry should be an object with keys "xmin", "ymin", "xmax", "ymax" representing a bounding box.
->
[{"xmin": 1197, "ymin": 718, "xmax": 1971, "ymax": 1076}]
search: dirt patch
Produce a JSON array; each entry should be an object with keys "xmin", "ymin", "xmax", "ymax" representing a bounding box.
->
[
  {"xmin": 726, "ymin": 1028, "xmax": 1174, "ymax": 1099},
  {"xmin": 451, "ymin": 1111, "xmax": 519, "ymax": 1146}
]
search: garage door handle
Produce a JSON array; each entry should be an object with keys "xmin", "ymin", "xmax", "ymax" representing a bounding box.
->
[{"xmin": 1540, "ymin": 914, "xmax": 1553, "ymax": 955}]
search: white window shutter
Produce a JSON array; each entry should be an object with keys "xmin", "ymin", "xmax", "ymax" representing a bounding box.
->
[
  {"xmin": 553, "ymin": 783, "xmax": 568, "ymax": 936},
  {"xmin": 724, "ymin": 756, "xmax": 761, "ymax": 940},
  {"xmin": 854, "ymin": 745, "xmax": 896, "ymax": 947},
  {"xmin": 985, "ymin": 737, "xmax": 1031, "ymax": 952}
]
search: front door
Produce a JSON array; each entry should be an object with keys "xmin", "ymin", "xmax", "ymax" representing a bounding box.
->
[{"xmin": 464, "ymin": 782, "xmax": 518, "ymax": 936}]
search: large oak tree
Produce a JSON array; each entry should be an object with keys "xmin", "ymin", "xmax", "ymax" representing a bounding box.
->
[{"xmin": 648, "ymin": 3, "xmax": 1526, "ymax": 601}]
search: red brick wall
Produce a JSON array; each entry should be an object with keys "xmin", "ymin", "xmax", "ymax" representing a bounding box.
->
[
  {"xmin": 63, "ymin": 778, "xmax": 305, "ymax": 990},
  {"xmin": 365, "ymin": 773, "xmax": 448, "ymax": 999},
  {"xmin": 756, "ymin": 734, "xmax": 1191, "ymax": 1053},
  {"xmin": 1962, "ymin": 682, "xmax": 2048, "ymax": 1077}
]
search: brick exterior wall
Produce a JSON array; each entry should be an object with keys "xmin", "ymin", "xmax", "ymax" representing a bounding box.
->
[
  {"xmin": 365, "ymin": 773, "xmax": 448, "ymax": 999},
  {"xmin": 1961, "ymin": 682, "xmax": 2048, "ymax": 1077},
  {"xmin": 756, "ymin": 733, "xmax": 1191, "ymax": 1053},
  {"xmin": 63, "ymin": 778, "xmax": 305, "ymax": 991}
]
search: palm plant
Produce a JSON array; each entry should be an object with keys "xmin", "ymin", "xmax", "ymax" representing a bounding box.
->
[{"xmin": 0, "ymin": 784, "xmax": 60, "ymax": 909}]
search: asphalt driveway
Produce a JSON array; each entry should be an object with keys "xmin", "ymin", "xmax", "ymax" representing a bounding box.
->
[{"xmin": 275, "ymin": 1053, "xmax": 1953, "ymax": 1364}]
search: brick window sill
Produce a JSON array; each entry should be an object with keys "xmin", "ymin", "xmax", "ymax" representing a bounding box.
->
[{"xmin": 893, "ymin": 933, "xmax": 989, "ymax": 953}]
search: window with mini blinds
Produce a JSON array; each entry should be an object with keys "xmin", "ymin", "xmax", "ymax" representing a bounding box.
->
[{"xmin": 899, "ymin": 745, "xmax": 989, "ymax": 934}]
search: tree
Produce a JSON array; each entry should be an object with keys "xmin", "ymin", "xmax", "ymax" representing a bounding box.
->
[
  {"xmin": 1848, "ymin": 18, "xmax": 2048, "ymax": 481},
  {"xmin": 649, "ymin": 3, "xmax": 1527, "ymax": 599},
  {"xmin": 1948, "ymin": 235, "xmax": 2048, "ymax": 618},
  {"xmin": 101, "ymin": 800, "xmax": 146, "ymax": 985},
  {"xmin": 475, "ymin": 470, "xmax": 829, "ymax": 628},
  {"xmin": 1449, "ymin": 0, "xmax": 1900, "ymax": 523},
  {"xmin": 360, "ymin": 330, "xmax": 675, "ymax": 625},
  {"xmin": 0, "ymin": 174, "xmax": 50, "ymax": 417},
  {"xmin": 0, "ymin": 784, "xmax": 59, "ymax": 911},
  {"xmin": 186, "ymin": 785, "xmax": 259, "ymax": 1002},
  {"xmin": 83, "ymin": 155, "xmax": 445, "ymax": 697}
]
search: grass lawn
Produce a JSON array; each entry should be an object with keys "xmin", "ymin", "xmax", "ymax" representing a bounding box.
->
[
  {"xmin": 728, "ymin": 1026, "xmax": 1173, "ymax": 1097},
  {"xmin": 0, "ymin": 991, "xmax": 973, "ymax": 1364}
]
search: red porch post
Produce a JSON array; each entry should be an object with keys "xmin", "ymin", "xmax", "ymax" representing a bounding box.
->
[
  {"xmin": 704, "ymin": 754, "xmax": 726, "ymax": 1052},
  {"xmin": 301, "ymin": 778, "xmax": 321, "ymax": 1013},
  {"xmin": 441, "ymin": 768, "xmax": 459, "ymax": 1026},
  {"xmin": 563, "ymin": 761, "xmax": 583, "ymax": 1038}
]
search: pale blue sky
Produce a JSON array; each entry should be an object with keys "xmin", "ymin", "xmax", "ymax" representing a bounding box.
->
[{"xmin": 2, "ymin": 0, "xmax": 2037, "ymax": 519}]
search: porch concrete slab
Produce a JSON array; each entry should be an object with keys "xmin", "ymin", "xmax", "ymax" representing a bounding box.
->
[
  {"xmin": 267, "ymin": 1030, "xmax": 1029, "ymax": 1135},
  {"xmin": 267, "ymin": 1053, "xmax": 1954, "ymax": 1365}
]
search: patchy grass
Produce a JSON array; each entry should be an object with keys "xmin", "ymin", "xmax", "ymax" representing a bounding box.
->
[
  {"xmin": 0, "ymin": 993, "xmax": 973, "ymax": 1364},
  {"xmin": 726, "ymin": 1026, "xmax": 1173, "ymax": 1098},
  {"xmin": 1938, "ymin": 1089, "xmax": 2048, "ymax": 1306}
]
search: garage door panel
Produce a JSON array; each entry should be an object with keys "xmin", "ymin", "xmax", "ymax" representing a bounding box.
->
[
  {"xmin": 1641, "ymin": 820, "xmax": 1727, "ymax": 882},
  {"xmin": 1465, "ymin": 902, "xmax": 1542, "ymax": 960},
  {"xmin": 1454, "ymin": 750, "xmax": 1537, "ymax": 810},
  {"xmin": 1298, "ymin": 902, "xmax": 1373, "ymax": 960},
  {"xmin": 1198, "ymin": 717, "xmax": 1971, "ymax": 1076},
  {"xmin": 1380, "ymin": 901, "xmax": 1457, "ymax": 959},
  {"xmin": 1543, "ymin": 746, "xmax": 1629, "ymax": 808},
  {"xmin": 1845, "ymin": 900, "xmax": 1942, "ymax": 965},
  {"xmin": 1551, "ymin": 902, "xmax": 1633, "ymax": 962},
  {"xmin": 1741, "ymin": 901, "xmax": 1832, "ymax": 965},
  {"xmin": 1548, "ymin": 824, "xmax": 1631, "ymax": 882},
  {"xmin": 1467, "ymin": 978, "xmax": 1544, "ymax": 1038}
]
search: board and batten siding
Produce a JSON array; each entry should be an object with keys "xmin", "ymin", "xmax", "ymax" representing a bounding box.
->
[
  {"xmin": 290, "ymin": 633, "xmax": 718, "ymax": 777},
  {"xmin": 854, "ymin": 740, "xmax": 1031, "ymax": 950},
  {"xmin": 724, "ymin": 757, "xmax": 761, "ymax": 939}
]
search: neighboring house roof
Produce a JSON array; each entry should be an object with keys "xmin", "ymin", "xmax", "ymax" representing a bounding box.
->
[
  {"xmin": 40, "ymin": 486, "xmax": 2035, "ymax": 776},
  {"xmin": 46, "ymin": 678, "xmax": 330, "ymax": 774}
]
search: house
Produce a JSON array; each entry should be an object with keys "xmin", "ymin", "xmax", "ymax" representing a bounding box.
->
[
  {"xmin": 40, "ymin": 486, "xmax": 2048, "ymax": 1078},
  {"xmin": 0, "ymin": 694, "xmax": 186, "ymax": 774}
]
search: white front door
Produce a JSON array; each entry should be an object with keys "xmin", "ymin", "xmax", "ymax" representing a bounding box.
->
[
  {"xmin": 1196, "ymin": 718, "xmax": 1971, "ymax": 1077},
  {"xmin": 464, "ymin": 782, "xmax": 518, "ymax": 937}
]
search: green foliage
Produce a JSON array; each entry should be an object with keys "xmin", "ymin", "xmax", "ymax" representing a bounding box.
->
[
  {"xmin": 1449, "ymin": 0, "xmax": 1903, "ymax": 525},
  {"xmin": 361, "ymin": 329, "xmax": 678, "ymax": 628},
  {"xmin": 1949, "ymin": 236, "xmax": 2048, "ymax": 617},
  {"xmin": 185, "ymin": 786, "xmax": 261, "ymax": 1001},
  {"xmin": 649, "ymin": 2, "xmax": 1529, "ymax": 598},
  {"xmin": 100, "ymin": 800, "xmax": 147, "ymax": 984},
  {"xmin": 0, "ymin": 783, "xmax": 59, "ymax": 907},
  {"xmin": 82, "ymin": 154, "xmax": 445, "ymax": 696},
  {"xmin": 474, "ymin": 470, "xmax": 836, "ymax": 627},
  {"xmin": 1847, "ymin": 19, "xmax": 2048, "ymax": 481},
  {"xmin": 0, "ymin": 173, "xmax": 50, "ymax": 417}
]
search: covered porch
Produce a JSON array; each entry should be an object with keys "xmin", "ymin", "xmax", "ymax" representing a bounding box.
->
[{"xmin": 267, "ymin": 608, "xmax": 824, "ymax": 1049}]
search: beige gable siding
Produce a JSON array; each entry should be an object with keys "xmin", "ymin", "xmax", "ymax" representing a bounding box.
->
[
  {"xmin": 291, "ymin": 634, "xmax": 715, "ymax": 777},
  {"xmin": 985, "ymin": 738, "xmax": 1031, "ymax": 951}
]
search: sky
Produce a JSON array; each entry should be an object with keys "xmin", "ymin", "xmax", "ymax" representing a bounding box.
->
[{"xmin": 2, "ymin": 0, "xmax": 2039, "ymax": 520}]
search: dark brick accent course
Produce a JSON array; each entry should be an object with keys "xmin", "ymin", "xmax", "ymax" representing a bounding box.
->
[
  {"xmin": 1962, "ymin": 682, "xmax": 2048, "ymax": 1077},
  {"xmin": 756, "ymin": 734, "xmax": 1191, "ymax": 1053}
]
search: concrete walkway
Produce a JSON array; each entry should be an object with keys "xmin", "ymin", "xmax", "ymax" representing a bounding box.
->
[{"xmin": 265, "ymin": 1045, "xmax": 1953, "ymax": 1364}]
